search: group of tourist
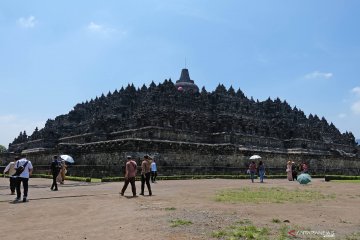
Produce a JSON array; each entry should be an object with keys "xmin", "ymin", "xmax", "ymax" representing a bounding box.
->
[
  {"xmin": 246, "ymin": 159, "xmax": 309, "ymax": 183},
  {"xmin": 2, "ymin": 154, "xmax": 68, "ymax": 202},
  {"xmin": 3, "ymin": 153, "xmax": 158, "ymax": 202},
  {"xmin": 286, "ymin": 161, "xmax": 308, "ymax": 181},
  {"xmin": 3, "ymin": 155, "xmax": 33, "ymax": 202},
  {"xmin": 247, "ymin": 160, "xmax": 265, "ymax": 183},
  {"xmin": 120, "ymin": 154, "xmax": 157, "ymax": 197},
  {"xmin": 4, "ymin": 153, "xmax": 310, "ymax": 201}
]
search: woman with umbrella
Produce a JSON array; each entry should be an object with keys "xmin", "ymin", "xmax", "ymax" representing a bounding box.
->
[
  {"xmin": 57, "ymin": 160, "xmax": 67, "ymax": 184},
  {"xmin": 248, "ymin": 161, "xmax": 257, "ymax": 183}
]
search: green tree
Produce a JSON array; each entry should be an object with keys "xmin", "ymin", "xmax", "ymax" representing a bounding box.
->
[{"xmin": 0, "ymin": 144, "xmax": 6, "ymax": 153}]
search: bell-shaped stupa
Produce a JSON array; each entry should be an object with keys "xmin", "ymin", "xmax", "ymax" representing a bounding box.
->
[{"xmin": 175, "ymin": 68, "xmax": 199, "ymax": 93}]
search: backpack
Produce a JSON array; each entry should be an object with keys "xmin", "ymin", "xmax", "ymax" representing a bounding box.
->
[{"xmin": 13, "ymin": 160, "xmax": 29, "ymax": 177}]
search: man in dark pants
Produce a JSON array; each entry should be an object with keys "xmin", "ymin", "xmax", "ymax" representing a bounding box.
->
[
  {"xmin": 140, "ymin": 155, "xmax": 152, "ymax": 196},
  {"xmin": 14, "ymin": 155, "xmax": 33, "ymax": 202},
  {"xmin": 120, "ymin": 156, "xmax": 137, "ymax": 197},
  {"xmin": 50, "ymin": 155, "xmax": 61, "ymax": 191},
  {"xmin": 3, "ymin": 157, "xmax": 19, "ymax": 195}
]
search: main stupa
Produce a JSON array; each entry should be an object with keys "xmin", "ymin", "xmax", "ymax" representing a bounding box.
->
[{"xmin": 175, "ymin": 68, "xmax": 199, "ymax": 93}]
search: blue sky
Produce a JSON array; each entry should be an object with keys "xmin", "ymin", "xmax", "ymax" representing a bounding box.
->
[{"xmin": 1, "ymin": 0, "xmax": 359, "ymax": 147}]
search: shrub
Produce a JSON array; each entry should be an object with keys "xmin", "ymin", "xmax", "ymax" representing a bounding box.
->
[
  {"xmin": 30, "ymin": 174, "xmax": 90, "ymax": 182},
  {"xmin": 325, "ymin": 175, "xmax": 360, "ymax": 182}
]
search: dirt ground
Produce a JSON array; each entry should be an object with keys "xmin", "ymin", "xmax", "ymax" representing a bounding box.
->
[{"xmin": 1, "ymin": 177, "xmax": 359, "ymax": 240}]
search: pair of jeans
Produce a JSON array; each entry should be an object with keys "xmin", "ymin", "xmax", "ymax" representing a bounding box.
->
[
  {"xmin": 259, "ymin": 170, "xmax": 265, "ymax": 182},
  {"xmin": 151, "ymin": 171, "xmax": 157, "ymax": 182},
  {"xmin": 141, "ymin": 172, "xmax": 152, "ymax": 195},
  {"xmin": 15, "ymin": 177, "xmax": 29, "ymax": 199}
]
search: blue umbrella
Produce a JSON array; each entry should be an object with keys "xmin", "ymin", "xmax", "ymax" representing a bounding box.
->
[{"xmin": 297, "ymin": 173, "xmax": 311, "ymax": 184}]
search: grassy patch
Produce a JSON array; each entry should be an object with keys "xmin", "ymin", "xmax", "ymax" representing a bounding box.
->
[
  {"xmin": 90, "ymin": 178, "xmax": 102, "ymax": 183},
  {"xmin": 165, "ymin": 207, "xmax": 176, "ymax": 211},
  {"xmin": 215, "ymin": 187, "xmax": 332, "ymax": 203},
  {"xmin": 170, "ymin": 219, "xmax": 193, "ymax": 227},
  {"xmin": 277, "ymin": 225, "xmax": 291, "ymax": 240},
  {"xmin": 30, "ymin": 174, "xmax": 91, "ymax": 182},
  {"xmin": 212, "ymin": 222, "xmax": 270, "ymax": 239},
  {"xmin": 272, "ymin": 218, "xmax": 281, "ymax": 224},
  {"xmin": 332, "ymin": 180, "xmax": 360, "ymax": 183},
  {"xmin": 236, "ymin": 219, "xmax": 252, "ymax": 225},
  {"xmin": 212, "ymin": 221, "xmax": 328, "ymax": 240},
  {"xmin": 345, "ymin": 232, "xmax": 360, "ymax": 240}
]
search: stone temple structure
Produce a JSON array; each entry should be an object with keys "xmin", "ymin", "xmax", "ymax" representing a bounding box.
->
[
  {"xmin": 175, "ymin": 68, "xmax": 199, "ymax": 93},
  {"xmin": 3, "ymin": 68, "xmax": 360, "ymax": 177}
]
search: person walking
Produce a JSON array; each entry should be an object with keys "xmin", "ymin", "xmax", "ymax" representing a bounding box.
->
[
  {"xmin": 248, "ymin": 161, "xmax": 257, "ymax": 183},
  {"xmin": 13, "ymin": 155, "xmax": 33, "ymax": 202},
  {"xmin": 56, "ymin": 159, "xmax": 67, "ymax": 184},
  {"xmin": 120, "ymin": 156, "xmax": 137, "ymax": 197},
  {"xmin": 140, "ymin": 155, "xmax": 152, "ymax": 196},
  {"xmin": 3, "ymin": 157, "xmax": 19, "ymax": 195},
  {"xmin": 150, "ymin": 159, "xmax": 157, "ymax": 183},
  {"xmin": 286, "ymin": 161, "xmax": 293, "ymax": 181},
  {"xmin": 257, "ymin": 161, "xmax": 265, "ymax": 183},
  {"xmin": 50, "ymin": 155, "xmax": 61, "ymax": 191},
  {"xmin": 291, "ymin": 161, "xmax": 298, "ymax": 181}
]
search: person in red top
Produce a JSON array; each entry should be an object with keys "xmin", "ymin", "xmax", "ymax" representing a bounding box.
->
[
  {"xmin": 248, "ymin": 161, "xmax": 257, "ymax": 183},
  {"xmin": 120, "ymin": 156, "xmax": 137, "ymax": 197},
  {"xmin": 302, "ymin": 162, "xmax": 309, "ymax": 173}
]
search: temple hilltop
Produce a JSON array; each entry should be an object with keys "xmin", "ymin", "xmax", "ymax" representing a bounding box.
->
[{"xmin": 6, "ymin": 68, "xmax": 359, "ymax": 177}]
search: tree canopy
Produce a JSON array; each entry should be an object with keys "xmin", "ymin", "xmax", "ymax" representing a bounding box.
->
[{"xmin": 0, "ymin": 144, "xmax": 7, "ymax": 153}]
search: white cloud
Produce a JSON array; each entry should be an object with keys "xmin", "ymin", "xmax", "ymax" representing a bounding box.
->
[
  {"xmin": 305, "ymin": 71, "xmax": 333, "ymax": 80},
  {"xmin": 87, "ymin": 21, "xmax": 119, "ymax": 35},
  {"xmin": 338, "ymin": 113, "xmax": 347, "ymax": 119},
  {"xmin": 351, "ymin": 101, "xmax": 360, "ymax": 115},
  {"xmin": 351, "ymin": 86, "xmax": 360, "ymax": 96},
  {"xmin": 0, "ymin": 114, "xmax": 17, "ymax": 122},
  {"xmin": 17, "ymin": 16, "xmax": 37, "ymax": 28},
  {"xmin": 88, "ymin": 22, "xmax": 103, "ymax": 32}
]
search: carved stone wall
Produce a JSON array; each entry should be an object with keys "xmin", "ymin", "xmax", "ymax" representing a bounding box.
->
[{"xmin": 2, "ymin": 139, "xmax": 359, "ymax": 178}]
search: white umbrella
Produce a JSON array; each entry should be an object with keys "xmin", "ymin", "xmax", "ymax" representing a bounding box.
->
[
  {"xmin": 249, "ymin": 155, "xmax": 261, "ymax": 160},
  {"xmin": 60, "ymin": 155, "xmax": 75, "ymax": 164}
]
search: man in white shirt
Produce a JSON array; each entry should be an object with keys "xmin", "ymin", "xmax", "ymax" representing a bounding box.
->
[
  {"xmin": 150, "ymin": 159, "xmax": 157, "ymax": 183},
  {"xmin": 14, "ymin": 155, "xmax": 33, "ymax": 202},
  {"xmin": 3, "ymin": 157, "xmax": 18, "ymax": 195}
]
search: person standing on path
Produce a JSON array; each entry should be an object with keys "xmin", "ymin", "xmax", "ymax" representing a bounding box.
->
[
  {"xmin": 50, "ymin": 155, "xmax": 61, "ymax": 191},
  {"xmin": 57, "ymin": 159, "xmax": 67, "ymax": 184},
  {"xmin": 140, "ymin": 155, "xmax": 152, "ymax": 196},
  {"xmin": 257, "ymin": 161, "xmax": 265, "ymax": 183},
  {"xmin": 286, "ymin": 161, "xmax": 293, "ymax": 181},
  {"xmin": 150, "ymin": 159, "xmax": 157, "ymax": 183},
  {"xmin": 291, "ymin": 161, "xmax": 298, "ymax": 181},
  {"xmin": 14, "ymin": 155, "xmax": 33, "ymax": 202},
  {"xmin": 120, "ymin": 156, "xmax": 137, "ymax": 197},
  {"xmin": 3, "ymin": 157, "xmax": 19, "ymax": 195},
  {"xmin": 248, "ymin": 161, "xmax": 257, "ymax": 183}
]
